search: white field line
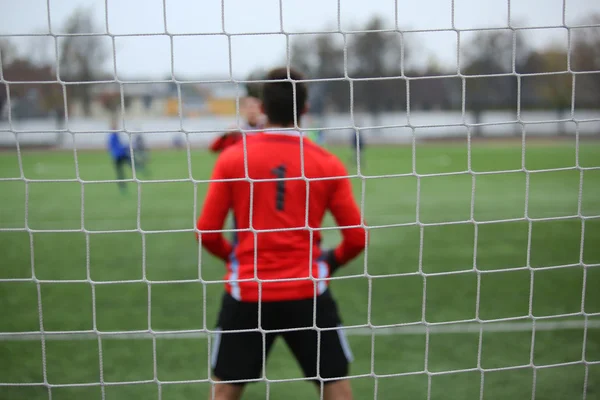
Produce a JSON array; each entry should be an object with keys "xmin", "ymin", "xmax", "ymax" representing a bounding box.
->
[
  {"xmin": 5, "ymin": 206, "xmax": 600, "ymax": 230},
  {"xmin": 1, "ymin": 320, "xmax": 599, "ymax": 342},
  {"xmin": 0, "ymin": 215, "xmax": 575, "ymax": 231}
]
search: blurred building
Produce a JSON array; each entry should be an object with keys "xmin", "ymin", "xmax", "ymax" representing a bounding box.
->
[
  {"xmin": 65, "ymin": 81, "xmax": 240, "ymax": 119},
  {"xmin": 67, "ymin": 82, "xmax": 173, "ymax": 119},
  {"xmin": 0, "ymin": 60, "xmax": 63, "ymax": 120},
  {"xmin": 203, "ymin": 83, "xmax": 239, "ymax": 115}
]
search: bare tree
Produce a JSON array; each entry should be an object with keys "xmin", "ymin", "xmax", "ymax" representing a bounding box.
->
[
  {"xmin": 572, "ymin": 13, "xmax": 600, "ymax": 108},
  {"xmin": 0, "ymin": 39, "xmax": 16, "ymax": 116},
  {"xmin": 348, "ymin": 16, "xmax": 406, "ymax": 124},
  {"xmin": 59, "ymin": 7, "xmax": 107, "ymax": 116},
  {"xmin": 0, "ymin": 39, "xmax": 13, "ymax": 117},
  {"xmin": 462, "ymin": 30, "xmax": 526, "ymax": 136},
  {"xmin": 290, "ymin": 36, "xmax": 315, "ymax": 76},
  {"xmin": 0, "ymin": 38, "xmax": 17, "ymax": 70},
  {"xmin": 27, "ymin": 34, "xmax": 55, "ymax": 67},
  {"xmin": 290, "ymin": 33, "xmax": 347, "ymax": 114},
  {"xmin": 290, "ymin": 29, "xmax": 345, "ymax": 79}
]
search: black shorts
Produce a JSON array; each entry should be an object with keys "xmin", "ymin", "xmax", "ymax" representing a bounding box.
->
[{"xmin": 211, "ymin": 290, "xmax": 353, "ymax": 384}]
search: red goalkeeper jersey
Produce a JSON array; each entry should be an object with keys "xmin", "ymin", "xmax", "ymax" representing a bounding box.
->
[{"xmin": 196, "ymin": 131, "xmax": 367, "ymax": 302}]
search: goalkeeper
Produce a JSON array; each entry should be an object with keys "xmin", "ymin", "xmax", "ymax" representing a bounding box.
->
[
  {"xmin": 209, "ymin": 96, "xmax": 265, "ymax": 153},
  {"xmin": 197, "ymin": 67, "xmax": 367, "ymax": 400}
]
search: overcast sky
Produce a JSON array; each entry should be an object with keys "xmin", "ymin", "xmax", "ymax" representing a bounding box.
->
[{"xmin": 2, "ymin": 0, "xmax": 600, "ymax": 80}]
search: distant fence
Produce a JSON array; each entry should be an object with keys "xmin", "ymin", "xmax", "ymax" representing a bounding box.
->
[{"xmin": 1, "ymin": 110, "xmax": 599, "ymax": 149}]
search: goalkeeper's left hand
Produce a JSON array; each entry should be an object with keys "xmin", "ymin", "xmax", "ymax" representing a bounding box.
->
[{"xmin": 318, "ymin": 249, "xmax": 340, "ymax": 276}]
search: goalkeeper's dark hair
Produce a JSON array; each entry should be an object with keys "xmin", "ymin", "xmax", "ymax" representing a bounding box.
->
[{"xmin": 261, "ymin": 67, "xmax": 307, "ymax": 127}]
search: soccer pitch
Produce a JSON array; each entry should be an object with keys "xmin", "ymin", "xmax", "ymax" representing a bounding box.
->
[{"xmin": 1, "ymin": 140, "xmax": 599, "ymax": 400}]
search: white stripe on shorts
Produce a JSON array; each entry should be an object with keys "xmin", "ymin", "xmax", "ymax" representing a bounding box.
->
[
  {"xmin": 211, "ymin": 328, "xmax": 222, "ymax": 369},
  {"xmin": 336, "ymin": 325, "xmax": 354, "ymax": 362}
]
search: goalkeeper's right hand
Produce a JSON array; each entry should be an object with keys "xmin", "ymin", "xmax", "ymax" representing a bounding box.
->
[{"xmin": 318, "ymin": 249, "xmax": 340, "ymax": 276}]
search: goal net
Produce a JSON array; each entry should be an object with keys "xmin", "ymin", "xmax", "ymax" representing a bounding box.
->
[{"xmin": 1, "ymin": 0, "xmax": 599, "ymax": 399}]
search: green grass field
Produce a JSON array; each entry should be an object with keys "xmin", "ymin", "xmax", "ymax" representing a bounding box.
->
[{"xmin": 1, "ymin": 139, "xmax": 600, "ymax": 400}]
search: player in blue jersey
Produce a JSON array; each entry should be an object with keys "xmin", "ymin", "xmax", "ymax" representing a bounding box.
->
[{"xmin": 107, "ymin": 119, "xmax": 132, "ymax": 192}]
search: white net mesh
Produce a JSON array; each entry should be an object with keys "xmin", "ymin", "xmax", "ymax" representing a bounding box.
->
[{"xmin": 1, "ymin": 0, "xmax": 600, "ymax": 399}]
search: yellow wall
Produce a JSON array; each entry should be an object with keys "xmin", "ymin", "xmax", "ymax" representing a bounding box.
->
[
  {"xmin": 165, "ymin": 97, "xmax": 237, "ymax": 116},
  {"xmin": 165, "ymin": 98, "xmax": 180, "ymax": 116},
  {"xmin": 208, "ymin": 98, "xmax": 237, "ymax": 116}
]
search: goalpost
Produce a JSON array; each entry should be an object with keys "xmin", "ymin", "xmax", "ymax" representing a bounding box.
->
[{"xmin": 1, "ymin": 0, "xmax": 599, "ymax": 399}]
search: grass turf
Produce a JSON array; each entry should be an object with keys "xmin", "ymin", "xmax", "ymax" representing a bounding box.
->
[{"xmin": 1, "ymin": 139, "xmax": 600, "ymax": 400}]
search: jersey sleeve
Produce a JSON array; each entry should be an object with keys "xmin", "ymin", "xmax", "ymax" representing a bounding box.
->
[
  {"xmin": 196, "ymin": 155, "xmax": 234, "ymax": 261},
  {"xmin": 327, "ymin": 159, "xmax": 368, "ymax": 266}
]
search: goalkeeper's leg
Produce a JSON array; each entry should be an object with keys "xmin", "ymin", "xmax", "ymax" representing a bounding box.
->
[
  {"xmin": 323, "ymin": 380, "xmax": 353, "ymax": 400},
  {"xmin": 281, "ymin": 289, "xmax": 354, "ymax": 400},
  {"xmin": 210, "ymin": 293, "xmax": 277, "ymax": 400},
  {"xmin": 208, "ymin": 378, "xmax": 243, "ymax": 400}
]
